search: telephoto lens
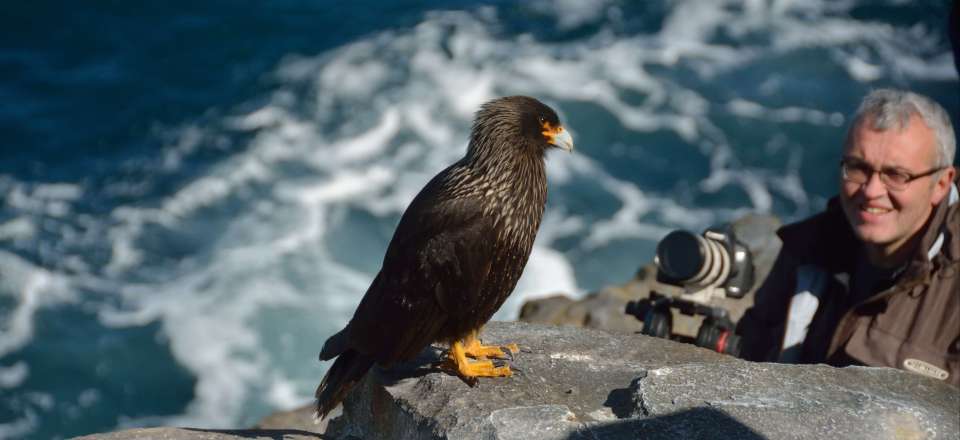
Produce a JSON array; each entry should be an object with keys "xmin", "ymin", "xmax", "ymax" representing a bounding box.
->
[
  {"xmin": 655, "ymin": 230, "xmax": 731, "ymax": 289},
  {"xmin": 655, "ymin": 230, "xmax": 705, "ymax": 281}
]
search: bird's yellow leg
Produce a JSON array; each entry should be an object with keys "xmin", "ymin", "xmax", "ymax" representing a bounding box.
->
[
  {"xmin": 462, "ymin": 329, "xmax": 519, "ymax": 360},
  {"xmin": 447, "ymin": 339, "xmax": 512, "ymax": 378}
]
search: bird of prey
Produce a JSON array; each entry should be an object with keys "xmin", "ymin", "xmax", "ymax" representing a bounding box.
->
[{"xmin": 315, "ymin": 96, "xmax": 574, "ymax": 419}]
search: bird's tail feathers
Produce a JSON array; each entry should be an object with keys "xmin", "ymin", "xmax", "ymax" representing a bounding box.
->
[
  {"xmin": 319, "ymin": 328, "xmax": 349, "ymax": 361},
  {"xmin": 315, "ymin": 349, "xmax": 375, "ymax": 421}
]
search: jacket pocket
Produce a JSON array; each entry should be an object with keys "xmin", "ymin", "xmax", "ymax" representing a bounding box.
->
[{"xmin": 845, "ymin": 320, "xmax": 954, "ymax": 384}]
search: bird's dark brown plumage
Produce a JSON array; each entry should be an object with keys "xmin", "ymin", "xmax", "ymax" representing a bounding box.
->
[{"xmin": 315, "ymin": 96, "xmax": 573, "ymax": 419}]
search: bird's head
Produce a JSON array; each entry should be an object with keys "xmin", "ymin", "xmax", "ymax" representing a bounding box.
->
[{"xmin": 468, "ymin": 96, "xmax": 574, "ymax": 163}]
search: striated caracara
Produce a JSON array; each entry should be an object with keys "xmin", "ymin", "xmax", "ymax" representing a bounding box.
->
[{"xmin": 315, "ymin": 96, "xmax": 574, "ymax": 419}]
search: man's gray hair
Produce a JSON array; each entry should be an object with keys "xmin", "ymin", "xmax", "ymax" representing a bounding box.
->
[{"xmin": 852, "ymin": 88, "xmax": 956, "ymax": 168}]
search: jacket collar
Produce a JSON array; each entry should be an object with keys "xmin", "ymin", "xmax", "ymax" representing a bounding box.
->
[{"xmin": 925, "ymin": 182, "xmax": 957, "ymax": 258}]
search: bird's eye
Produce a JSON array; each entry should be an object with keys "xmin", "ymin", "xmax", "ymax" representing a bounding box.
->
[{"xmin": 538, "ymin": 116, "xmax": 545, "ymax": 124}]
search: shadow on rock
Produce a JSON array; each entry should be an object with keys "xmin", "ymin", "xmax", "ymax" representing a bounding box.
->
[
  {"xmin": 570, "ymin": 407, "xmax": 766, "ymax": 440},
  {"xmin": 376, "ymin": 345, "xmax": 449, "ymax": 385},
  {"xmin": 182, "ymin": 428, "xmax": 325, "ymax": 439},
  {"xmin": 602, "ymin": 386, "xmax": 637, "ymax": 419}
]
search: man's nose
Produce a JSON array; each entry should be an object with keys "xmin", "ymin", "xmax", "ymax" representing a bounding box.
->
[{"xmin": 861, "ymin": 170, "xmax": 887, "ymax": 198}]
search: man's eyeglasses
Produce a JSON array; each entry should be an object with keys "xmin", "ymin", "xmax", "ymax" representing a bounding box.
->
[{"xmin": 839, "ymin": 158, "xmax": 945, "ymax": 191}]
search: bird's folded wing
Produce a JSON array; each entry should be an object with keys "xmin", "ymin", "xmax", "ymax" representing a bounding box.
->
[{"xmin": 345, "ymin": 193, "xmax": 496, "ymax": 362}]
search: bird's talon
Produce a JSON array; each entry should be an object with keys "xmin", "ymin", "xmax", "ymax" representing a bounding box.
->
[{"xmin": 462, "ymin": 337, "xmax": 519, "ymax": 360}]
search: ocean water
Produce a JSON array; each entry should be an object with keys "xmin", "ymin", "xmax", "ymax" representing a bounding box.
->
[{"xmin": 0, "ymin": 1, "xmax": 957, "ymax": 438}]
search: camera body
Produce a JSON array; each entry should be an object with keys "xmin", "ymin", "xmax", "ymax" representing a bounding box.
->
[{"xmin": 625, "ymin": 224, "xmax": 755, "ymax": 357}]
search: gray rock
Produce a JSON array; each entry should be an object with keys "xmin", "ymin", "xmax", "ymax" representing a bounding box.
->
[
  {"xmin": 254, "ymin": 403, "xmax": 329, "ymax": 432},
  {"xmin": 325, "ymin": 321, "xmax": 958, "ymax": 439},
  {"xmin": 518, "ymin": 271, "xmax": 652, "ymax": 334},
  {"xmin": 71, "ymin": 427, "xmax": 323, "ymax": 439},
  {"xmin": 519, "ymin": 294, "xmax": 581, "ymax": 326},
  {"xmin": 71, "ymin": 404, "xmax": 327, "ymax": 439},
  {"xmin": 629, "ymin": 362, "xmax": 958, "ymax": 439},
  {"xmin": 327, "ymin": 321, "xmax": 732, "ymax": 440},
  {"xmin": 73, "ymin": 320, "xmax": 957, "ymax": 440}
]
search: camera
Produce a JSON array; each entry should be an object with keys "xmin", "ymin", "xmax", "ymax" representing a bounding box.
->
[{"xmin": 625, "ymin": 224, "xmax": 755, "ymax": 357}]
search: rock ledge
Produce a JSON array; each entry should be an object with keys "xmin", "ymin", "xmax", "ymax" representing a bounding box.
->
[
  {"xmin": 75, "ymin": 321, "xmax": 959, "ymax": 439},
  {"xmin": 328, "ymin": 321, "xmax": 958, "ymax": 439}
]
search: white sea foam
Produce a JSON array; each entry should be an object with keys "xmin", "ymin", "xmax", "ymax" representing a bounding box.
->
[
  {"xmin": 77, "ymin": 389, "xmax": 101, "ymax": 408},
  {"xmin": 3, "ymin": 183, "xmax": 82, "ymax": 218},
  {"xmin": 0, "ymin": 217, "xmax": 35, "ymax": 242},
  {"xmin": 107, "ymin": 272, "xmax": 301, "ymax": 426},
  {"xmin": 532, "ymin": 0, "xmax": 617, "ymax": 30},
  {"xmin": 726, "ymin": 99, "xmax": 845, "ymax": 126},
  {"xmin": 265, "ymin": 375, "xmax": 307, "ymax": 411},
  {"xmin": 841, "ymin": 54, "xmax": 884, "ymax": 82},
  {"xmin": 330, "ymin": 109, "xmax": 401, "ymax": 164},
  {"xmin": 29, "ymin": 183, "xmax": 83, "ymax": 201},
  {"xmin": 162, "ymin": 125, "xmax": 217, "ymax": 171},
  {"xmin": 0, "ymin": 410, "xmax": 36, "ymax": 440},
  {"xmin": 583, "ymin": 165, "xmax": 659, "ymax": 248},
  {"xmin": 0, "ymin": 362, "xmax": 28, "ymax": 389},
  {"xmin": 0, "ymin": 252, "xmax": 72, "ymax": 358}
]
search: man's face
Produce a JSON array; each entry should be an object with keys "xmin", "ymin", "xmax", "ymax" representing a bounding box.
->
[{"xmin": 839, "ymin": 114, "xmax": 954, "ymax": 262}]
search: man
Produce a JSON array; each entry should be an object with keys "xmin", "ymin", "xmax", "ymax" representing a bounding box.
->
[{"xmin": 737, "ymin": 89, "xmax": 959, "ymax": 387}]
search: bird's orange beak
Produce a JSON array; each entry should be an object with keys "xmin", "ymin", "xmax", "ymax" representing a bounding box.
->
[{"xmin": 541, "ymin": 122, "xmax": 574, "ymax": 152}]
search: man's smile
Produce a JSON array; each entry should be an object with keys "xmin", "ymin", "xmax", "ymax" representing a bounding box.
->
[{"xmin": 860, "ymin": 204, "xmax": 893, "ymax": 217}]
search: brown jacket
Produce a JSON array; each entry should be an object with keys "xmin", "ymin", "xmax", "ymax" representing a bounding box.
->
[{"xmin": 738, "ymin": 176, "xmax": 960, "ymax": 387}]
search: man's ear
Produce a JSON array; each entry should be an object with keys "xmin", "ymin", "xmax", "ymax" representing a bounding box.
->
[{"xmin": 931, "ymin": 166, "xmax": 956, "ymax": 205}]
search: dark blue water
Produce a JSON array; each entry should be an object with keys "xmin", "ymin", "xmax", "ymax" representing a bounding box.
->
[{"xmin": 1, "ymin": 1, "xmax": 957, "ymax": 438}]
